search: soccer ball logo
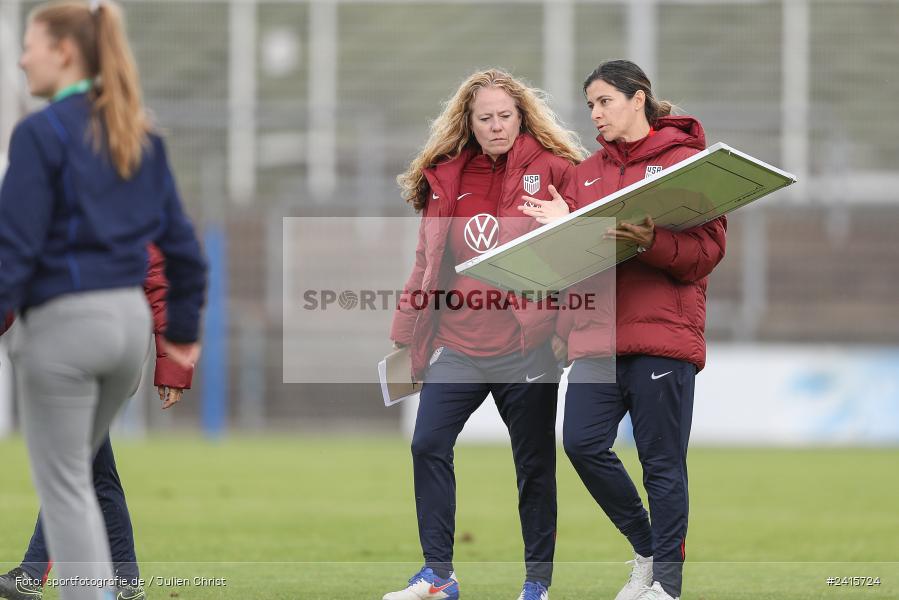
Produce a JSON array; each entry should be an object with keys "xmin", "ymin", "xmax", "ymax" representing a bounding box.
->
[{"xmin": 338, "ymin": 291, "xmax": 358, "ymax": 310}]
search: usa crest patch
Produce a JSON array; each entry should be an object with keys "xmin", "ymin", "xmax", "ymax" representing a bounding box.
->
[{"xmin": 523, "ymin": 174, "xmax": 541, "ymax": 195}]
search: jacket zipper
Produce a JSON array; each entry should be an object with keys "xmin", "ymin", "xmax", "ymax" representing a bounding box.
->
[
  {"xmin": 490, "ymin": 160, "xmax": 528, "ymax": 351},
  {"xmin": 618, "ymin": 145, "xmax": 683, "ymax": 317},
  {"xmin": 490, "ymin": 159, "xmax": 501, "ymax": 214}
]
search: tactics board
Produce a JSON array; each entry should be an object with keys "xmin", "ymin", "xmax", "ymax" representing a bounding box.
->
[{"xmin": 455, "ymin": 142, "xmax": 796, "ymax": 293}]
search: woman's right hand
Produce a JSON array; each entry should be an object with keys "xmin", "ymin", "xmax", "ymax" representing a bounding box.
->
[
  {"xmin": 518, "ymin": 184, "xmax": 570, "ymax": 224},
  {"xmin": 392, "ymin": 341, "xmax": 407, "ymax": 350}
]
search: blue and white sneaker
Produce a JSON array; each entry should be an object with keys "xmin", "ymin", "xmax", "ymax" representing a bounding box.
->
[
  {"xmin": 516, "ymin": 580, "xmax": 548, "ymax": 600},
  {"xmin": 382, "ymin": 567, "xmax": 460, "ymax": 600}
]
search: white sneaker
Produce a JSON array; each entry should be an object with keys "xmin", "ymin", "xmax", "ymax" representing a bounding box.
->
[
  {"xmin": 634, "ymin": 581, "xmax": 679, "ymax": 600},
  {"xmin": 382, "ymin": 567, "xmax": 460, "ymax": 600},
  {"xmin": 614, "ymin": 553, "xmax": 653, "ymax": 600}
]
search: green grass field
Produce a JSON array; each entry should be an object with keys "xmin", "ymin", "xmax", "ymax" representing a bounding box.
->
[{"xmin": 1, "ymin": 436, "xmax": 897, "ymax": 599}]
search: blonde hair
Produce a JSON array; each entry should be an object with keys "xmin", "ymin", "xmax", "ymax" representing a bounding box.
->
[
  {"xmin": 398, "ymin": 68, "xmax": 587, "ymax": 212},
  {"xmin": 30, "ymin": 0, "xmax": 150, "ymax": 179}
]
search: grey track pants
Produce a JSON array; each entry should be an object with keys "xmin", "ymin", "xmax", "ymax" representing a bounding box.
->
[{"xmin": 11, "ymin": 288, "xmax": 151, "ymax": 600}]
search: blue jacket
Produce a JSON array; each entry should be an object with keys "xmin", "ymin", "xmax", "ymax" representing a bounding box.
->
[{"xmin": 0, "ymin": 93, "xmax": 206, "ymax": 343}]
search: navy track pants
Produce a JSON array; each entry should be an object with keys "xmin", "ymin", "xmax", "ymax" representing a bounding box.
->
[
  {"xmin": 412, "ymin": 344, "xmax": 560, "ymax": 586},
  {"xmin": 563, "ymin": 355, "xmax": 695, "ymax": 598}
]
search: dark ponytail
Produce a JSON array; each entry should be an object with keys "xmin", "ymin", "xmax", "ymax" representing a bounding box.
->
[{"xmin": 583, "ymin": 60, "xmax": 675, "ymax": 126}]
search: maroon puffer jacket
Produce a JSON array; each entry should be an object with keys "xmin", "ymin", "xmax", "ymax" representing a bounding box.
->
[
  {"xmin": 145, "ymin": 244, "xmax": 195, "ymax": 388},
  {"xmin": 391, "ymin": 133, "xmax": 576, "ymax": 379},
  {"xmin": 557, "ymin": 116, "xmax": 726, "ymax": 370}
]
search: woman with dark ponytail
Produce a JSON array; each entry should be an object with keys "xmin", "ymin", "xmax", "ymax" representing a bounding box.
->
[
  {"xmin": 522, "ymin": 60, "xmax": 726, "ymax": 600},
  {"xmin": 0, "ymin": 2, "xmax": 206, "ymax": 599}
]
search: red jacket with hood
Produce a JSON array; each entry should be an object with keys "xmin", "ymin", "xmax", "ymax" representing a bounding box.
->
[
  {"xmin": 390, "ymin": 133, "xmax": 576, "ymax": 379},
  {"xmin": 1, "ymin": 244, "xmax": 194, "ymax": 388},
  {"xmin": 557, "ymin": 116, "xmax": 726, "ymax": 370}
]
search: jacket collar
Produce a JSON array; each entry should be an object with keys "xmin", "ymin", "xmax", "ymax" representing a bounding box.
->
[
  {"xmin": 422, "ymin": 132, "xmax": 543, "ymax": 215},
  {"xmin": 597, "ymin": 116, "xmax": 706, "ymax": 166},
  {"xmin": 505, "ymin": 131, "xmax": 544, "ymax": 171}
]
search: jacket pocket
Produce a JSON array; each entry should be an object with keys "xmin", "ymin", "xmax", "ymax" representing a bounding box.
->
[{"xmin": 671, "ymin": 279, "xmax": 684, "ymax": 317}]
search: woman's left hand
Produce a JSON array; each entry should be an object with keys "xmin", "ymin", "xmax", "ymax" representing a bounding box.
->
[
  {"xmin": 518, "ymin": 185, "xmax": 570, "ymax": 224},
  {"xmin": 157, "ymin": 386, "xmax": 184, "ymax": 410},
  {"xmin": 604, "ymin": 215, "xmax": 656, "ymax": 249}
]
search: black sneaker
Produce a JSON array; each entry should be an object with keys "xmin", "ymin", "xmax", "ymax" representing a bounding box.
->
[
  {"xmin": 0, "ymin": 567, "xmax": 42, "ymax": 600},
  {"xmin": 116, "ymin": 583, "xmax": 146, "ymax": 600}
]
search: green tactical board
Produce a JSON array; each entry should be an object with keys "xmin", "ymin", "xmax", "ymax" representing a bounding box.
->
[{"xmin": 456, "ymin": 143, "xmax": 796, "ymax": 293}]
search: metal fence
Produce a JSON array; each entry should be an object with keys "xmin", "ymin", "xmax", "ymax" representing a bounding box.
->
[{"xmin": 0, "ymin": 0, "xmax": 896, "ymax": 433}]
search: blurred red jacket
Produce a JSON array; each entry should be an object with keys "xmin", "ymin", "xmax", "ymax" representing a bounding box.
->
[
  {"xmin": 145, "ymin": 243, "xmax": 195, "ymax": 388},
  {"xmin": 557, "ymin": 116, "xmax": 726, "ymax": 370},
  {"xmin": 1, "ymin": 244, "xmax": 194, "ymax": 389}
]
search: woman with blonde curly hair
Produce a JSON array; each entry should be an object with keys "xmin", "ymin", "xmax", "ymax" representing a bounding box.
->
[{"xmin": 385, "ymin": 68, "xmax": 585, "ymax": 600}]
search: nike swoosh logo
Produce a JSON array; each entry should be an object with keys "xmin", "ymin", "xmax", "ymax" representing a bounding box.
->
[
  {"xmin": 584, "ymin": 177, "xmax": 601, "ymax": 186},
  {"xmin": 432, "ymin": 193, "xmax": 439, "ymax": 200},
  {"xmin": 651, "ymin": 371, "xmax": 673, "ymax": 380},
  {"xmin": 525, "ymin": 372, "xmax": 546, "ymax": 383},
  {"xmin": 457, "ymin": 192, "xmax": 472, "ymax": 200},
  {"xmin": 428, "ymin": 581, "xmax": 455, "ymax": 594},
  {"xmin": 118, "ymin": 590, "xmax": 145, "ymax": 600}
]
